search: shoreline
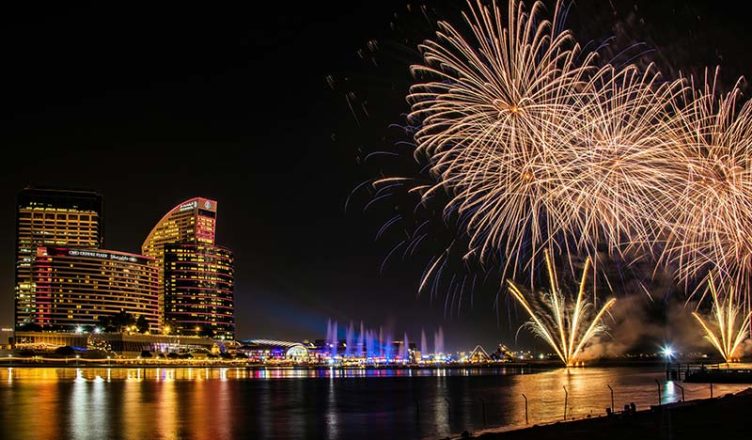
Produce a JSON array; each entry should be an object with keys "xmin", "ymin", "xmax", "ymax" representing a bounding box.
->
[
  {"xmin": 0, "ymin": 359, "xmax": 552, "ymax": 370},
  {"xmin": 453, "ymin": 388, "xmax": 752, "ymax": 439},
  {"xmin": 0, "ymin": 358, "xmax": 692, "ymax": 369}
]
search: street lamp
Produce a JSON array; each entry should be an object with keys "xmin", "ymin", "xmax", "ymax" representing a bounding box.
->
[
  {"xmin": 661, "ymin": 345, "xmax": 674, "ymax": 359},
  {"xmin": 662, "ymin": 345, "xmax": 675, "ymax": 380}
]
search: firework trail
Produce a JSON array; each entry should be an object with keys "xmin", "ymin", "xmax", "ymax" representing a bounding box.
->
[
  {"xmin": 661, "ymin": 69, "xmax": 752, "ymax": 298},
  {"xmin": 402, "ymin": 1, "xmax": 752, "ymax": 288},
  {"xmin": 361, "ymin": 0, "xmax": 752, "ymax": 351},
  {"xmin": 507, "ymin": 250, "xmax": 616, "ymax": 366},
  {"xmin": 406, "ymin": 0, "xmax": 603, "ymax": 277},
  {"xmin": 692, "ymin": 278, "xmax": 751, "ymax": 362},
  {"xmin": 401, "ymin": 0, "xmax": 695, "ymax": 277},
  {"xmin": 558, "ymin": 64, "xmax": 689, "ymax": 258}
]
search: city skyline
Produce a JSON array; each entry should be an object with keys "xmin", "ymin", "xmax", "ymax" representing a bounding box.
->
[
  {"xmin": 12, "ymin": 188, "xmax": 235, "ymax": 341},
  {"xmin": 3, "ymin": 184, "xmax": 541, "ymax": 351}
]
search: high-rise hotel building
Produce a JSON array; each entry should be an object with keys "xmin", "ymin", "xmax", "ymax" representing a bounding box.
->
[
  {"xmin": 15, "ymin": 188, "xmax": 103, "ymax": 329},
  {"xmin": 142, "ymin": 198, "xmax": 235, "ymax": 339},
  {"xmin": 164, "ymin": 244, "xmax": 234, "ymax": 339},
  {"xmin": 32, "ymin": 248, "xmax": 159, "ymax": 331}
]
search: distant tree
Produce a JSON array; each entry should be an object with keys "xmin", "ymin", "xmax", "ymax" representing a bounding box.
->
[
  {"xmin": 199, "ymin": 327, "xmax": 215, "ymax": 338},
  {"xmin": 54, "ymin": 346, "xmax": 76, "ymax": 357},
  {"xmin": 136, "ymin": 315, "xmax": 149, "ymax": 333},
  {"xmin": 97, "ymin": 315, "xmax": 114, "ymax": 332},
  {"xmin": 97, "ymin": 311, "xmax": 145, "ymax": 333},
  {"xmin": 162, "ymin": 319, "xmax": 178, "ymax": 335},
  {"xmin": 105, "ymin": 311, "xmax": 136, "ymax": 332},
  {"xmin": 18, "ymin": 323, "xmax": 41, "ymax": 331},
  {"xmin": 83, "ymin": 350, "xmax": 108, "ymax": 359},
  {"xmin": 87, "ymin": 334, "xmax": 112, "ymax": 352}
]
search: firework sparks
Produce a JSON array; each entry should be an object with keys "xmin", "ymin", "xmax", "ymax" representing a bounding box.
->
[
  {"xmin": 662, "ymin": 69, "xmax": 752, "ymax": 295},
  {"xmin": 405, "ymin": 0, "xmax": 692, "ymax": 280},
  {"xmin": 692, "ymin": 278, "xmax": 751, "ymax": 362},
  {"xmin": 558, "ymin": 65, "xmax": 689, "ymax": 257},
  {"xmin": 507, "ymin": 250, "xmax": 616, "ymax": 366},
  {"xmin": 407, "ymin": 0, "xmax": 601, "ymax": 275},
  {"xmin": 366, "ymin": 0, "xmax": 752, "ymax": 339}
]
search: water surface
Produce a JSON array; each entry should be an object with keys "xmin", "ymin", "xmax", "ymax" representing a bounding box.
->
[{"xmin": 0, "ymin": 366, "xmax": 747, "ymax": 439}]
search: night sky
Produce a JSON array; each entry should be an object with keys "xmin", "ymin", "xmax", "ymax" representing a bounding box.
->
[{"xmin": 2, "ymin": 1, "xmax": 751, "ymax": 352}]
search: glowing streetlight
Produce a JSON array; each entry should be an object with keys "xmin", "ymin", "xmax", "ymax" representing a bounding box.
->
[{"xmin": 661, "ymin": 345, "xmax": 674, "ymax": 360}]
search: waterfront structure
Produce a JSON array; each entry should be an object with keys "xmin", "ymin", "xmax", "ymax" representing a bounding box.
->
[
  {"xmin": 1, "ymin": 327, "xmax": 13, "ymax": 349},
  {"xmin": 142, "ymin": 197, "xmax": 235, "ymax": 337},
  {"xmin": 15, "ymin": 188, "xmax": 103, "ymax": 329},
  {"xmin": 238, "ymin": 339, "xmax": 313, "ymax": 361},
  {"xmin": 163, "ymin": 243, "xmax": 235, "ymax": 339},
  {"xmin": 13, "ymin": 331, "xmax": 216, "ymax": 357},
  {"xmin": 142, "ymin": 198, "xmax": 217, "ymax": 323},
  {"xmin": 31, "ymin": 247, "xmax": 159, "ymax": 331}
]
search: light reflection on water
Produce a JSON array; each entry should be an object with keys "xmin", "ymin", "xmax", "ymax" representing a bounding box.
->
[{"xmin": 0, "ymin": 366, "xmax": 748, "ymax": 440}]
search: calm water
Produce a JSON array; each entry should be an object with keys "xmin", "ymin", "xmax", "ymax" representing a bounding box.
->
[{"xmin": 0, "ymin": 366, "xmax": 748, "ymax": 440}]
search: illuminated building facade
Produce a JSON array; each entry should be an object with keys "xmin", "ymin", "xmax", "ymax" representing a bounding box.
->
[
  {"xmin": 32, "ymin": 247, "xmax": 159, "ymax": 331},
  {"xmin": 142, "ymin": 197, "xmax": 217, "ymax": 324},
  {"xmin": 164, "ymin": 243, "xmax": 235, "ymax": 339},
  {"xmin": 142, "ymin": 197, "xmax": 217, "ymax": 252},
  {"xmin": 15, "ymin": 188, "xmax": 103, "ymax": 329},
  {"xmin": 143, "ymin": 197, "xmax": 235, "ymax": 338}
]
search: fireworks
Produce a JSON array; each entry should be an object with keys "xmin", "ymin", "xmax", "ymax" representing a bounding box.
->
[
  {"xmin": 661, "ymin": 70, "xmax": 752, "ymax": 295},
  {"xmin": 558, "ymin": 65, "xmax": 689, "ymax": 257},
  {"xmin": 692, "ymin": 279, "xmax": 751, "ymax": 362},
  {"xmin": 403, "ymin": 0, "xmax": 752, "ymax": 289},
  {"xmin": 405, "ymin": 0, "xmax": 694, "ymax": 275},
  {"xmin": 507, "ymin": 250, "xmax": 616, "ymax": 366},
  {"xmin": 366, "ymin": 0, "xmax": 752, "ymax": 361},
  {"xmin": 408, "ymin": 0, "xmax": 600, "ymax": 274}
]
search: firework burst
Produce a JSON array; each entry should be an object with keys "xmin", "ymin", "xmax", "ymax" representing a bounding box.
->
[
  {"xmin": 692, "ymin": 279, "xmax": 751, "ymax": 362},
  {"xmin": 662, "ymin": 69, "xmax": 752, "ymax": 295},
  {"xmin": 363, "ymin": 0, "xmax": 752, "ymax": 351},
  {"xmin": 557, "ymin": 65, "xmax": 689, "ymax": 258},
  {"xmin": 404, "ymin": 0, "xmax": 694, "ymax": 280},
  {"xmin": 407, "ymin": 0, "xmax": 601, "ymax": 276},
  {"xmin": 507, "ymin": 250, "xmax": 616, "ymax": 366}
]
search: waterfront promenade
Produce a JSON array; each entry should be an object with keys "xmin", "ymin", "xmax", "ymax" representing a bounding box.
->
[{"xmin": 470, "ymin": 388, "xmax": 752, "ymax": 440}]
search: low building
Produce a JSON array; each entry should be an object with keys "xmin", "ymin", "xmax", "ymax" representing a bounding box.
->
[
  {"xmin": 13, "ymin": 331, "xmax": 217, "ymax": 358},
  {"xmin": 1, "ymin": 327, "xmax": 13, "ymax": 349},
  {"xmin": 238, "ymin": 339, "xmax": 313, "ymax": 362}
]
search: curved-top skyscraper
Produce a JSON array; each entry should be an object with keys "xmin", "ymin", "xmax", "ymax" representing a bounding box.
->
[{"xmin": 142, "ymin": 197, "xmax": 235, "ymax": 339}]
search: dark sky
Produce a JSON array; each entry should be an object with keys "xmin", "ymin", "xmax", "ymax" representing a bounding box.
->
[{"xmin": 2, "ymin": 1, "xmax": 751, "ymax": 352}]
